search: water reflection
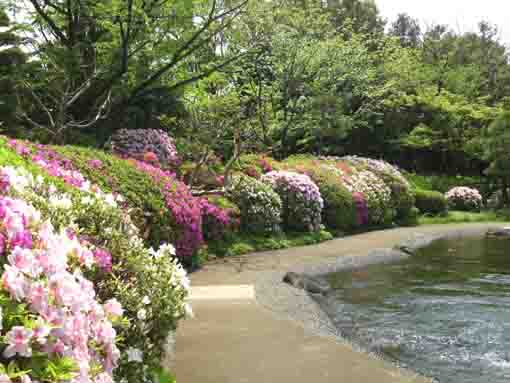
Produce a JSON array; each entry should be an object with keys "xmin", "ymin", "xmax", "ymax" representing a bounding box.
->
[{"xmin": 322, "ymin": 237, "xmax": 510, "ymax": 383}]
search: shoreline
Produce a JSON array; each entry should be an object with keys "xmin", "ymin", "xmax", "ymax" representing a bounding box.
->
[{"xmin": 254, "ymin": 225, "xmax": 499, "ymax": 382}]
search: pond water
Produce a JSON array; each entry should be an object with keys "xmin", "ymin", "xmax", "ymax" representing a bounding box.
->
[{"xmin": 321, "ymin": 236, "xmax": 510, "ymax": 383}]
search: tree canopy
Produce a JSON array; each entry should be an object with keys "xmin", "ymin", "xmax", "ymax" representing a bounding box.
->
[{"xmin": 1, "ymin": 0, "xmax": 509, "ymax": 178}]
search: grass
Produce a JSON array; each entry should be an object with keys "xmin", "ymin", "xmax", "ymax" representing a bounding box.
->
[
  {"xmin": 418, "ymin": 210, "xmax": 507, "ymax": 225},
  {"xmin": 204, "ymin": 230, "xmax": 335, "ymax": 258}
]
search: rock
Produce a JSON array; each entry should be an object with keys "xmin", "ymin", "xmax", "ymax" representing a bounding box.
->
[
  {"xmin": 487, "ymin": 227, "xmax": 510, "ymax": 238},
  {"xmin": 394, "ymin": 245, "xmax": 415, "ymax": 256},
  {"xmin": 283, "ymin": 272, "xmax": 330, "ymax": 295}
]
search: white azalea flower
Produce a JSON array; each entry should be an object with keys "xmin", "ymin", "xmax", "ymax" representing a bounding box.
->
[
  {"xmin": 126, "ymin": 347, "xmax": 144, "ymax": 363},
  {"xmin": 137, "ymin": 308, "xmax": 147, "ymax": 320}
]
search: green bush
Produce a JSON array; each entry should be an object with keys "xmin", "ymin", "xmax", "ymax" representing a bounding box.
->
[
  {"xmin": 414, "ymin": 189, "xmax": 448, "ymax": 215},
  {"xmin": 391, "ymin": 182, "xmax": 416, "ymax": 222}
]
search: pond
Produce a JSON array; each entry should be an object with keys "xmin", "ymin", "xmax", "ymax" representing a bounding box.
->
[{"xmin": 320, "ymin": 236, "xmax": 510, "ymax": 383}]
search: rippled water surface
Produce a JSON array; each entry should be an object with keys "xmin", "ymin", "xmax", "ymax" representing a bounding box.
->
[{"xmin": 323, "ymin": 237, "xmax": 510, "ymax": 383}]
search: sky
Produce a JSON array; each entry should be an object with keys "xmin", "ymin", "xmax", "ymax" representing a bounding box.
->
[{"xmin": 376, "ymin": 0, "xmax": 510, "ymax": 45}]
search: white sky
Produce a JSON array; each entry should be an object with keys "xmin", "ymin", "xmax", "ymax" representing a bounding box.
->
[{"xmin": 376, "ymin": 0, "xmax": 510, "ymax": 45}]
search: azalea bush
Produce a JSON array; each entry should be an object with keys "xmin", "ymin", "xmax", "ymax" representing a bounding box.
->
[
  {"xmin": 282, "ymin": 157, "xmax": 357, "ymax": 232},
  {"xmin": 445, "ymin": 186, "xmax": 483, "ymax": 211},
  {"xmin": 342, "ymin": 156, "xmax": 414, "ymax": 223},
  {"xmin": 0, "ymin": 195, "xmax": 123, "ymax": 383},
  {"xmin": 111, "ymin": 129, "xmax": 180, "ymax": 168},
  {"xmin": 261, "ymin": 171, "xmax": 323, "ymax": 232},
  {"xmin": 0, "ymin": 164, "xmax": 191, "ymax": 383},
  {"xmin": 236, "ymin": 154, "xmax": 280, "ymax": 179},
  {"xmin": 341, "ymin": 169, "xmax": 393, "ymax": 225},
  {"xmin": 48, "ymin": 145, "xmax": 179, "ymax": 251},
  {"xmin": 199, "ymin": 197, "xmax": 235, "ymax": 241},
  {"xmin": 226, "ymin": 175, "xmax": 282, "ymax": 234},
  {"xmin": 46, "ymin": 144, "xmax": 230, "ymax": 260}
]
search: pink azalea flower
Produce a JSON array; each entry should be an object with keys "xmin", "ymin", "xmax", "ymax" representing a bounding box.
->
[
  {"xmin": 2, "ymin": 265, "xmax": 28, "ymax": 301},
  {"xmin": 103, "ymin": 299, "xmax": 123, "ymax": 318},
  {"xmin": 3, "ymin": 326, "xmax": 33, "ymax": 358}
]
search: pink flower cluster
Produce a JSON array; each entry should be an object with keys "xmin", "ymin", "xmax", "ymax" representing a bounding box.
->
[
  {"xmin": 9, "ymin": 140, "xmax": 87, "ymax": 189},
  {"xmin": 445, "ymin": 186, "xmax": 483, "ymax": 211},
  {"xmin": 7, "ymin": 140, "xmax": 123, "ymax": 208},
  {"xmin": 0, "ymin": 196, "xmax": 121, "ymax": 383},
  {"xmin": 131, "ymin": 160, "xmax": 203, "ymax": 257},
  {"xmin": 131, "ymin": 159, "xmax": 232, "ymax": 255},
  {"xmin": 352, "ymin": 192, "xmax": 369, "ymax": 226},
  {"xmin": 199, "ymin": 199, "xmax": 231, "ymax": 241}
]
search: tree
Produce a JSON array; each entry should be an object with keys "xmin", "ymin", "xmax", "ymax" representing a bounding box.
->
[
  {"xmin": 0, "ymin": 7, "xmax": 27, "ymax": 133},
  {"xmin": 390, "ymin": 13, "xmax": 421, "ymax": 48},
  {"xmin": 482, "ymin": 111, "xmax": 510, "ymax": 202},
  {"xmin": 4, "ymin": 0, "xmax": 248, "ymax": 142},
  {"xmin": 325, "ymin": 0, "xmax": 385, "ymax": 35}
]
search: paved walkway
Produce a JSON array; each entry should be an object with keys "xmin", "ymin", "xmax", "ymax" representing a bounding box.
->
[{"xmin": 174, "ymin": 223, "xmax": 503, "ymax": 383}]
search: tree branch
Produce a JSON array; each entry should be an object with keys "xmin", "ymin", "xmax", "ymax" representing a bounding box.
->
[{"xmin": 28, "ymin": 0, "xmax": 69, "ymax": 44}]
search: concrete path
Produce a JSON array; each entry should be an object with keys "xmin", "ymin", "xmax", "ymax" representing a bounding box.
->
[{"xmin": 174, "ymin": 223, "xmax": 503, "ymax": 383}]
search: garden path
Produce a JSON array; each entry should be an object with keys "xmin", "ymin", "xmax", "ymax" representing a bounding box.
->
[{"xmin": 174, "ymin": 223, "xmax": 503, "ymax": 383}]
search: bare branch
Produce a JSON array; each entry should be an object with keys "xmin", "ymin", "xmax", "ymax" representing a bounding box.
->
[
  {"xmin": 28, "ymin": 0, "xmax": 68, "ymax": 44},
  {"xmin": 67, "ymin": 90, "xmax": 112, "ymax": 128}
]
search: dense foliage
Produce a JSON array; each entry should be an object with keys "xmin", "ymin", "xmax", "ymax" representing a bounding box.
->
[{"xmin": 414, "ymin": 189, "xmax": 448, "ymax": 216}]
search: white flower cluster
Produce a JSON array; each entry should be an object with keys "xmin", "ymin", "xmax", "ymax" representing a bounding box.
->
[
  {"xmin": 227, "ymin": 175, "xmax": 282, "ymax": 233},
  {"xmin": 445, "ymin": 186, "xmax": 483, "ymax": 211},
  {"xmin": 342, "ymin": 155, "xmax": 410, "ymax": 188},
  {"xmin": 261, "ymin": 171, "xmax": 323, "ymax": 232},
  {"xmin": 343, "ymin": 170, "xmax": 392, "ymax": 224}
]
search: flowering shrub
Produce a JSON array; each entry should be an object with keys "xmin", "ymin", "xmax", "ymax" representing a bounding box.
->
[
  {"xmin": 7, "ymin": 139, "xmax": 124, "ymax": 209},
  {"xmin": 352, "ymin": 192, "xmax": 369, "ymax": 225},
  {"xmin": 111, "ymin": 129, "xmax": 180, "ymax": 168},
  {"xmin": 342, "ymin": 170, "xmax": 393, "ymax": 225},
  {"xmin": 341, "ymin": 156, "xmax": 410, "ymax": 188},
  {"xmin": 261, "ymin": 171, "xmax": 323, "ymax": 232},
  {"xmin": 0, "ymin": 195, "xmax": 123, "ymax": 383},
  {"xmin": 445, "ymin": 186, "xmax": 483, "ymax": 211},
  {"xmin": 130, "ymin": 159, "xmax": 204, "ymax": 258},
  {"xmin": 341, "ymin": 156, "xmax": 414, "ymax": 222},
  {"xmin": 0, "ymin": 164, "xmax": 191, "ymax": 383},
  {"xmin": 237, "ymin": 154, "xmax": 281, "ymax": 179},
  {"xmin": 227, "ymin": 175, "xmax": 282, "ymax": 234},
  {"xmin": 199, "ymin": 198, "xmax": 233, "ymax": 241},
  {"xmin": 282, "ymin": 159, "xmax": 357, "ymax": 232}
]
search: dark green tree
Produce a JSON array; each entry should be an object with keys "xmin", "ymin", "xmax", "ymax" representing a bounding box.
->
[
  {"xmin": 483, "ymin": 111, "xmax": 510, "ymax": 203},
  {"xmin": 390, "ymin": 13, "xmax": 421, "ymax": 48},
  {"xmin": 0, "ymin": 7, "xmax": 26, "ymax": 133},
  {"xmin": 4, "ymin": 0, "xmax": 248, "ymax": 142}
]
